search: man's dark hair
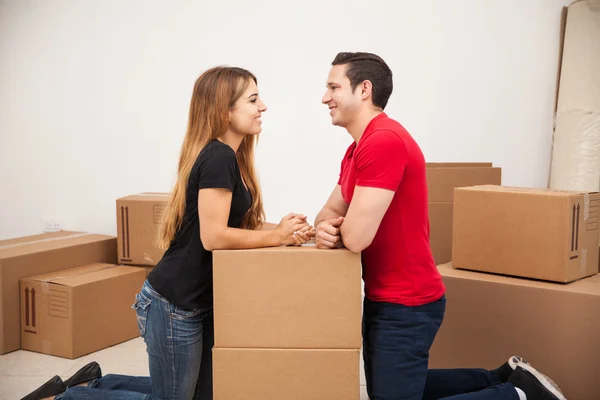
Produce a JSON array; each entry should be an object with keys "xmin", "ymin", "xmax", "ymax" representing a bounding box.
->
[{"xmin": 332, "ymin": 52, "xmax": 393, "ymax": 110}]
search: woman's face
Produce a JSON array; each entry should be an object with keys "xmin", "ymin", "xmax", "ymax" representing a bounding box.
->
[{"xmin": 229, "ymin": 79, "xmax": 267, "ymax": 136}]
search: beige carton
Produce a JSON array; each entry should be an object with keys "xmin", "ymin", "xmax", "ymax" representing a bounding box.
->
[
  {"xmin": 426, "ymin": 163, "xmax": 501, "ymax": 264},
  {"xmin": 20, "ymin": 263, "xmax": 144, "ymax": 359},
  {"xmin": 430, "ymin": 263, "xmax": 600, "ymax": 400},
  {"xmin": 0, "ymin": 231, "xmax": 117, "ymax": 354},
  {"xmin": 453, "ymin": 185, "xmax": 599, "ymax": 282},
  {"xmin": 116, "ymin": 193, "xmax": 169, "ymax": 266},
  {"xmin": 213, "ymin": 246, "xmax": 362, "ymax": 349},
  {"xmin": 213, "ymin": 348, "xmax": 360, "ymax": 400}
]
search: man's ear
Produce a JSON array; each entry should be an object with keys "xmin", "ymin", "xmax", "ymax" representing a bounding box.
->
[{"xmin": 360, "ymin": 80, "xmax": 373, "ymax": 101}]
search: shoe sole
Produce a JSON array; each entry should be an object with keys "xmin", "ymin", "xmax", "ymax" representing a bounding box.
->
[
  {"xmin": 518, "ymin": 363, "xmax": 567, "ymax": 400},
  {"xmin": 509, "ymin": 356, "xmax": 529, "ymax": 370}
]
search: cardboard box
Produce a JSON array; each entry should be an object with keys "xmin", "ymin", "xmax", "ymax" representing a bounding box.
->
[
  {"xmin": 213, "ymin": 348, "xmax": 360, "ymax": 400},
  {"xmin": 20, "ymin": 263, "xmax": 144, "ymax": 359},
  {"xmin": 116, "ymin": 193, "xmax": 169, "ymax": 266},
  {"xmin": 213, "ymin": 246, "xmax": 362, "ymax": 349},
  {"xmin": 429, "ymin": 263, "xmax": 600, "ymax": 400},
  {"xmin": 428, "ymin": 202, "xmax": 454, "ymax": 266},
  {"xmin": 426, "ymin": 163, "xmax": 501, "ymax": 264},
  {"xmin": 452, "ymin": 185, "xmax": 600, "ymax": 282},
  {"xmin": 0, "ymin": 231, "xmax": 117, "ymax": 354},
  {"xmin": 140, "ymin": 266, "xmax": 154, "ymax": 278},
  {"xmin": 426, "ymin": 163, "xmax": 502, "ymax": 203}
]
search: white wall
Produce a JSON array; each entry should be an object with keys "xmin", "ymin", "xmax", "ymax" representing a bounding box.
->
[{"xmin": 0, "ymin": 0, "xmax": 571, "ymax": 240}]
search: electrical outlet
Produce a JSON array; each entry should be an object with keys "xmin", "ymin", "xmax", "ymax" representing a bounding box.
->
[{"xmin": 43, "ymin": 217, "xmax": 63, "ymax": 233}]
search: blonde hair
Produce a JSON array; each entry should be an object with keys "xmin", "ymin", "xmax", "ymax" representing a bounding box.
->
[{"xmin": 157, "ymin": 66, "xmax": 265, "ymax": 250}]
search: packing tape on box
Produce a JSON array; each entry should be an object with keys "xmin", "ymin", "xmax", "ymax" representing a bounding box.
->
[
  {"xmin": 584, "ymin": 193, "xmax": 590, "ymax": 220},
  {"xmin": 0, "ymin": 233, "xmax": 92, "ymax": 250},
  {"xmin": 42, "ymin": 340, "xmax": 52, "ymax": 355},
  {"xmin": 143, "ymin": 253, "xmax": 156, "ymax": 264},
  {"xmin": 135, "ymin": 193, "xmax": 169, "ymax": 197},
  {"xmin": 581, "ymin": 248, "xmax": 588, "ymax": 274},
  {"xmin": 40, "ymin": 264, "xmax": 118, "ymax": 285}
]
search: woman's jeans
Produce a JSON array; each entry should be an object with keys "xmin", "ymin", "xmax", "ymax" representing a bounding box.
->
[{"xmin": 56, "ymin": 280, "xmax": 214, "ymax": 400}]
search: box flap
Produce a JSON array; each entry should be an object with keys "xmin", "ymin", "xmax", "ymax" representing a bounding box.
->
[
  {"xmin": 117, "ymin": 193, "xmax": 169, "ymax": 202},
  {"xmin": 22, "ymin": 264, "xmax": 141, "ymax": 287},
  {"xmin": 426, "ymin": 162, "xmax": 492, "ymax": 168},
  {"xmin": 437, "ymin": 263, "xmax": 600, "ymax": 295},
  {"xmin": 0, "ymin": 231, "xmax": 83, "ymax": 248},
  {"xmin": 0, "ymin": 233, "xmax": 114, "ymax": 259},
  {"xmin": 455, "ymin": 185, "xmax": 598, "ymax": 197},
  {"xmin": 215, "ymin": 244, "xmax": 351, "ymax": 255}
]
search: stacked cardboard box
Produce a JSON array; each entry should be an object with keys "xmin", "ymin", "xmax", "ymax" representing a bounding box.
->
[
  {"xmin": 430, "ymin": 263, "xmax": 600, "ymax": 400},
  {"xmin": 212, "ymin": 246, "xmax": 362, "ymax": 400},
  {"xmin": 116, "ymin": 192, "xmax": 169, "ymax": 276},
  {"xmin": 20, "ymin": 263, "xmax": 144, "ymax": 359},
  {"xmin": 426, "ymin": 163, "xmax": 501, "ymax": 265},
  {"xmin": 452, "ymin": 185, "xmax": 599, "ymax": 282},
  {"xmin": 0, "ymin": 231, "xmax": 117, "ymax": 355},
  {"xmin": 428, "ymin": 185, "xmax": 600, "ymax": 399}
]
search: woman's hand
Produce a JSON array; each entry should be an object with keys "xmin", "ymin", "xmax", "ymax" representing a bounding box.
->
[
  {"xmin": 291, "ymin": 224, "xmax": 316, "ymax": 246},
  {"xmin": 275, "ymin": 213, "xmax": 310, "ymax": 246}
]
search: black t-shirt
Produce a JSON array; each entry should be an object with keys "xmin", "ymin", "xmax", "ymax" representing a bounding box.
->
[{"xmin": 147, "ymin": 139, "xmax": 252, "ymax": 310}]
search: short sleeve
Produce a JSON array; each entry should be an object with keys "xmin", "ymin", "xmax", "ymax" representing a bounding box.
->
[
  {"xmin": 197, "ymin": 147, "xmax": 237, "ymax": 192},
  {"xmin": 337, "ymin": 144, "xmax": 355, "ymax": 185},
  {"xmin": 354, "ymin": 130, "xmax": 407, "ymax": 192}
]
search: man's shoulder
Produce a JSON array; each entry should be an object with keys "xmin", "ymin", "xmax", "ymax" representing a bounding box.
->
[{"xmin": 369, "ymin": 114, "xmax": 408, "ymax": 136}]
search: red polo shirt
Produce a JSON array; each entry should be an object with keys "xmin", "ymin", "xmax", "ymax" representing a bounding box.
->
[{"xmin": 338, "ymin": 113, "xmax": 445, "ymax": 306}]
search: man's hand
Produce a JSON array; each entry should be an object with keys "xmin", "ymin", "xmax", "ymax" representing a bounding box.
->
[{"xmin": 315, "ymin": 216, "xmax": 345, "ymax": 249}]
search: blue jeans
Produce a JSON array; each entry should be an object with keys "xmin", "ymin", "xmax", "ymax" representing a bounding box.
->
[
  {"xmin": 362, "ymin": 295, "xmax": 519, "ymax": 400},
  {"xmin": 424, "ymin": 369, "xmax": 519, "ymax": 400},
  {"xmin": 56, "ymin": 375, "xmax": 152, "ymax": 399},
  {"xmin": 57, "ymin": 280, "xmax": 214, "ymax": 400},
  {"xmin": 56, "ymin": 366, "xmax": 520, "ymax": 400},
  {"xmin": 362, "ymin": 295, "xmax": 447, "ymax": 400}
]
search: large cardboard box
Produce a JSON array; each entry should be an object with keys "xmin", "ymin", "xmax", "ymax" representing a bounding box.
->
[
  {"xmin": 0, "ymin": 231, "xmax": 117, "ymax": 354},
  {"xmin": 213, "ymin": 246, "xmax": 362, "ymax": 349},
  {"xmin": 426, "ymin": 163, "xmax": 501, "ymax": 264},
  {"xmin": 430, "ymin": 263, "xmax": 600, "ymax": 400},
  {"xmin": 116, "ymin": 193, "xmax": 169, "ymax": 266},
  {"xmin": 213, "ymin": 348, "xmax": 360, "ymax": 400},
  {"xmin": 20, "ymin": 263, "xmax": 144, "ymax": 359},
  {"xmin": 453, "ymin": 185, "xmax": 600, "ymax": 282}
]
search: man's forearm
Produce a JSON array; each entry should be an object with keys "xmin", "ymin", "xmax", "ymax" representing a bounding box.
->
[{"xmin": 314, "ymin": 207, "xmax": 342, "ymax": 227}]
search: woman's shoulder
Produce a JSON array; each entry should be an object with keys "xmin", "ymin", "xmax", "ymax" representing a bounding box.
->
[{"xmin": 197, "ymin": 140, "xmax": 236, "ymax": 163}]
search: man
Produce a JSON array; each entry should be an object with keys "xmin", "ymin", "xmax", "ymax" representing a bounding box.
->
[{"xmin": 314, "ymin": 52, "xmax": 566, "ymax": 400}]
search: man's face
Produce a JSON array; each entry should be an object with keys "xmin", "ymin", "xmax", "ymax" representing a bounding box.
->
[{"xmin": 322, "ymin": 64, "xmax": 362, "ymax": 128}]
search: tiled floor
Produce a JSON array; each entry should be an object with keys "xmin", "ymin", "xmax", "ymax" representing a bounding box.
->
[{"xmin": 0, "ymin": 338, "xmax": 369, "ymax": 399}]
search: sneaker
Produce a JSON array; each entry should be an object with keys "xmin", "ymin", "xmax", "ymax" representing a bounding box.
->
[
  {"xmin": 509, "ymin": 364, "xmax": 567, "ymax": 400},
  {"xmin": 494, "ymin": 355, "xmax": 530, "ymax": 382}
]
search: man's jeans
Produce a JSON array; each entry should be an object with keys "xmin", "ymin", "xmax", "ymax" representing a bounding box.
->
[
  {"xmin": 362, "ymin": 295, "xmax": 447, "ymax": 400},
  {"xmin": 424, "ymin": 369, "xmax": 520, "ymax": 400},
  {"xmin": 57, "ymin": 280, "xmax": 214, "ymax": 400},
  {"xmin": 362, "ymin": 295, "xmax": 519, "ymax": 400}
]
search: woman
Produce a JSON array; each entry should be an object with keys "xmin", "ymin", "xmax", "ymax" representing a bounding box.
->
[{"xmin": 26, "ymin": 66, "xmax": 314, "ymax": 400}]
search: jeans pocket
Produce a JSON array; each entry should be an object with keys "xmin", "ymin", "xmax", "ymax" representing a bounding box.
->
[
  {"xmin": 132, "ymin": 292, "xmax": 151, "ymax": 336},
  {"xmin": 170, "ymin": 305, "xmax": 203, "ymax": 320}
]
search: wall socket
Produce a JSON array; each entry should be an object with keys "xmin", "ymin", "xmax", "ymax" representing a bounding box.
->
[{"xmin": 43, "ymin": 217, "xmax": 64, "ymax": 233}]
